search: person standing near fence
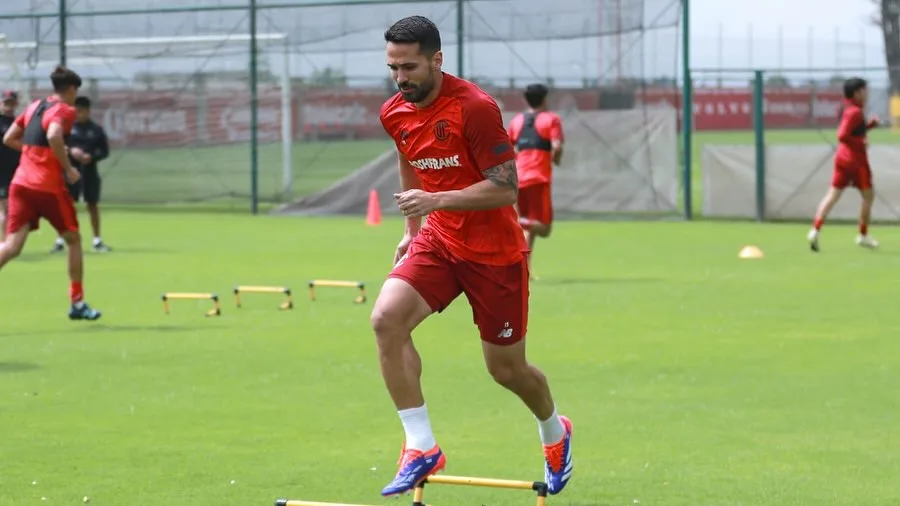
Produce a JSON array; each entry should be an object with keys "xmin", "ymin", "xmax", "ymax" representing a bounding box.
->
[
  {"xmin": 51, "ymin": 96, "xmax": 112, "ymax": 253},
  {"xmin": 507, "ymin": 83, "xmax": 564, "ymax": 278},
  {"xmin": 0, "ymin": 90, "xmax": 21, "ymax": 242}
]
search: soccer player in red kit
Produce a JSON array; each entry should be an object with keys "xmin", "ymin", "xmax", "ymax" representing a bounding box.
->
[
  {"xmin": 0, "ymin": 66, "xmax": 102, "ymax": 320},
  {"xmin": 507, "ymin": 83, "xmax": 564, "ymax": 276},
  {"xmin": 372, "ymin": 16, "xmax": 573, "ymax": 498},
  {"xmin": 807, "ymin": 77, "xmax": 879, "ymax": 251}
]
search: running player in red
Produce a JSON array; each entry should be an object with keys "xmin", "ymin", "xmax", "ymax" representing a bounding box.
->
[
  {"xmin": 507, "ymin": 84, "xmax": 564, "ymax": 277},
  {"xmin": 373, "ymin": 16, "xmax": 572, "ymax": 498},
  {"xmin": 807, "ymin": 77, "xmax": 879, "ymax": 252},
  {"xmin": 0, "ymin": 65, "xmax": 102, "ymax": 320}
]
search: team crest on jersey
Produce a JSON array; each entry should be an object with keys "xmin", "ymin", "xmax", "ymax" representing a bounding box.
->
[
  {"xmin": 400, "ymin": 130, "xmax": 409, "ymax": 145},
  {"xmin": 409, "ymin": 154, "xmax": 461, "ymax": 171},
  {"xmin": 433, "ymin": 120, "xmax": 449, "ymax": 141}
]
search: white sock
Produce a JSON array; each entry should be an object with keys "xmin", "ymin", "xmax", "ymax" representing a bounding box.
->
[
  {"xmin": 55, "ymin": 237, "xmax": 65, "ymax": 246},
  {"xmin": 93, "ymin": 237, "xmax": 102, "ymax": 245},
  {"xmin": 537, "ymin": 407, "xmax": 565, "ymax": 445},
  {"xmin": 398, "ymin": 404, "xmax": 436, "ymax": 451}
]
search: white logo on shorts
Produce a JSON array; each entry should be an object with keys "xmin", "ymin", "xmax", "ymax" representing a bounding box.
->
[{"xmin": 497, "ymin": 321, "xmax": 514, "ymax": 339}]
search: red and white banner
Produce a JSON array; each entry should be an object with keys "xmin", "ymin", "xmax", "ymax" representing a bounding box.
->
[
  {"xmin": 639, "ymin": 88, "xmax": 845, "ymax": 130},
  {"xmin": 21, "ymin": 85, "xmax": 844, "ymax": 148}
]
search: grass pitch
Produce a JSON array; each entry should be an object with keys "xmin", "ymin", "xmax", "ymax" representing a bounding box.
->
[{"xmin": 2, "ymin": 210, "xmax": 900, "ymax": 505}]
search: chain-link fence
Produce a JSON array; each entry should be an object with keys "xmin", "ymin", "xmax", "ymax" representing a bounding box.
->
[{"xmin": 0, "ymin": 0, "xmax": 682, "ymax": 215}]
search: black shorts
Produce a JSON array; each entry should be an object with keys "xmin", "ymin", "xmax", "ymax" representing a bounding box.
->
[
  {"xmin": 68, "ymin": 166, "xmax": 102, "ymax": 204},
  {"xmin": 0, "ymin": 167, "xmax": 14, "ymax": 200}
]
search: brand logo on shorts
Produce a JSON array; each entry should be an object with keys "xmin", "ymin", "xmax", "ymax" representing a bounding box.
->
[
  {"xmin": 409, "ymin": 155, "xmax": 461, "ymax": 171},
  {"xmin": 497, "ymin": 321, "xmax": 514, "ymax": 339}
]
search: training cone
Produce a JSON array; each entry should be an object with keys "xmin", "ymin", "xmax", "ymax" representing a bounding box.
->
[
  {"xmin": 366, "ymin": 189, "xmax": 382, "ymax": 226},
  {"xmin": 738, "ymin": 245, "xmax": 764, "ymax": 259}
]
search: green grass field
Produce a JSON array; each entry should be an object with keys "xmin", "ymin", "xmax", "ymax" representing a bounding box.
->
[{"xmin": 3, "ymin": 210, "xmax": 900, "ymax": 506}]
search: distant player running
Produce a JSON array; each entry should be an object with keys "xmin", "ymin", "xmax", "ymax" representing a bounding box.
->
[
  {"xmin": 807, "ymin": 77, "xmax": 879, "ymax": 251},
  {"xmin": 0, "ymin": 89, "xmax": 21, "ymax": 242},
  {"xmin": 0, "ymin": 66, "xmax": 102, "ymax": 321},
  {"xmin": 372, "ymin": 16, "xmax": 573, "ymax": 498},
  {"xmin": 507, "ymin": 84, "xmax": 564, "ymax": 276}
]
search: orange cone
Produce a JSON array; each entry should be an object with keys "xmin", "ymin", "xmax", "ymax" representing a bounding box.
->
[{"xmin": 366, "ymin": 189, "xmax": 382, "ymax": 226}]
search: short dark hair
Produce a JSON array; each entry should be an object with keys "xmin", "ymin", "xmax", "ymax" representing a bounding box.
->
[
  {"xmin": 524, "ymin": 83, "xmax": 549, "ymax": 108},
  {"xmin": 50, "ymin": 65, "xmax": 82, "ymax": 92},
  {"xmin": 74, "ymin": 96, "xmax": 91, "ymax": 109},
  {"xmin": 384, "ymin": 16, "xmax": 441, "ymax": 56},
  {"xmin": 843, "ymin": 77, "xmax": 867, "ymax": 99}
]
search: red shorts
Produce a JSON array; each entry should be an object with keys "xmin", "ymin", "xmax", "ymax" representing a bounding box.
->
[
  {"xmin": 6, "ymin": 184, "xmax": 79, "ymax": 235},
  {"xmin": 388, "ymin": 229, "xmax": 529, "ymax": 345},
  {"xmin": 517, "ymin": 183, "xmax": 553, "ymax": 225},
  {"xmin": 832, "ymin": 162, "xmax": 872, "ymax": 190}
]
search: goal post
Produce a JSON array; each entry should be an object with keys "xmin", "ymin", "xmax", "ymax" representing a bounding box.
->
[{"xmin": 0, "ymin": 32, "xmax": 294, "ymax": 204}]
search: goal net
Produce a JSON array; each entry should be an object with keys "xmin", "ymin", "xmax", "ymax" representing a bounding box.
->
[{"xmin": 0, "ymin": 32, "xmax": 293, "ymax": 207}]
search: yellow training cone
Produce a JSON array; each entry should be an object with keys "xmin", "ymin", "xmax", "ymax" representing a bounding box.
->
[{"xmin": 738, "ymin": 245, "xmax": 764, "ymax": 259}]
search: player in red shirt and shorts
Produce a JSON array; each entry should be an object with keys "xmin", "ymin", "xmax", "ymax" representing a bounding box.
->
[
  {"xmin": 372, "ymin": 16, "xmax": 573, "ymax": 498},
  {"xmin": 507, "ymin": 84, "xmax": 564, "ymax": 277},
  {"xmin": 0, "ymin": 66, "xmax": 102, "ymax": 320},
  {"xmin": 807, "ymin": 77, "xmax": 879, "ymax": 252}
]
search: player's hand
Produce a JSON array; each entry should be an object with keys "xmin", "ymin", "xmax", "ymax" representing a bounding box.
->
[
  {"xmin": 868, "ymin": 115, "xmax": 880, "ymax": 128},
  {"xmin": 394, "ymin": 189, "xmax": 439, "ymax": 217},
  {"xmin": 65, "ymin": 167, "xmax": 81, "ymax": 184},
  {"xmin": 81, "ymin": 153, "xmax": 92, "ymax": 164},
  {"xmin": 393, "ymin": 233, "xmax": 415, "ymax": 267}
]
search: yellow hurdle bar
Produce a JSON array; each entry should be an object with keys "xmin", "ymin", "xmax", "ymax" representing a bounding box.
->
[
  {"xmin": 161, "ymin": 293, "xmax": 221, "ymax": 317},
  {"xmin": 233, "ymin": 285, "xmax": 293, "ymax": 310},
  {"xmin": 413, "ymin": 474, "xmax": 548, "ymax": 506},
  {"xmin": 307, "ymin": 279, "xmax": 367, "ymax": 304}
]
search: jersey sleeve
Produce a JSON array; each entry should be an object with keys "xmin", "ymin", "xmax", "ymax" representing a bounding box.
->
[
  {"xmin": 837, "ymin": 107, "xmax": 864, "ymax": 143},
  {"xmin": 462, "ymin": 94, "xmax": 515, "ymax": 171},
  {"xmin": 550, "ymin": 114, "xmax": 564, "ymax": 143},
  {"xmin": 43, "ymin": 104, "xmax": 76, "ymax": 134}
]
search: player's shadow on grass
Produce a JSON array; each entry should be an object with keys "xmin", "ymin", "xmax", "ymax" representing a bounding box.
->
[
  {"xmin": 0, "ymin": 361, "xmax": 40, "ymax": 373},
  {"xmin": 539, "ymin": 277, "xmax": 664, "ymax": 286}
]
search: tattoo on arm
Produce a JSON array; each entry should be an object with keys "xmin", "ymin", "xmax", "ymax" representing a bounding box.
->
[{"xmin": 482, "ymin": 160, "xmax": 518, "ymax": 191}]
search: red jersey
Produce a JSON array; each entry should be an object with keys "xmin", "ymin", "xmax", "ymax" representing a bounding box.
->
[
  {"xmin": 12, "ymin": 96, "xmax": 76, "ymax": 193},
  {"xmin": 507, "ymin": 111, "xmax": 563, "ymax": 187},
  {"xmin": 380, "ymin": 73, "xmax": 526, "ymax": 266},
  {"xmin": 835, "ymin": 98, "xmax": 870, "ymax": 167}
]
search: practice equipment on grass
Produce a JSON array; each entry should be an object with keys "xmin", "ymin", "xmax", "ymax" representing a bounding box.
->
[
  {"xmin": 161, "ymin": 292, "xmax": 221, "ymax": 317},
  {"xmin": 738, "ymin": 245, "xmax": 764, "ymax": 259},
  {"xmin": 233, "ymin": 285, "xmax": 293, "ymax": 310},
  {"xmin": 413, "ymin": 475, "xmax": 549, "ymax": 506},
  {"xmin": 275, "ymin": 474, "xmax": 549, "ymax": 506},
  {"xmin": 308, "ymin": 280, "xmax": 366, "ymax": 304}
]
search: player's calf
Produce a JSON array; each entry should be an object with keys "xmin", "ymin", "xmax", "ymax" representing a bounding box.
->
[{"xmin": 0, "ymin": 226, "xmax": 29, "ymax": 268}]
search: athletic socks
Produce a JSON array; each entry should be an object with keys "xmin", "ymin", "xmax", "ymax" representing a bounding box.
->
[
  {"xmin": 398, "ymin": 404, "xmax": 437, "ymax": 451},
  {"xmin": 537, "ymin": 406, "xmax": 566, "ymax": 445},
  {"xmin": 860, "ymin": 223, "xmax": 868, "ymax": 236},
  {"xmin": 813, "ymin": 217, "xmax": 824, "ymax": 231},
  {"xmin": 70, "ymin": 282, "xmax": 84, "ymax": 305}
]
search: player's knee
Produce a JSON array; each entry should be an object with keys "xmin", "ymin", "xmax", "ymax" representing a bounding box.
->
[
  {"xmin": 370, "ymin": 305, "xmax": 409, "ymax": 344},
  {"xmin": 486, "ymin": 360, "xmax": 527, "ymax": 389},
  {"xmin": 61, "ymin": 230, "xmax": 81, "ymax": 246}
]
